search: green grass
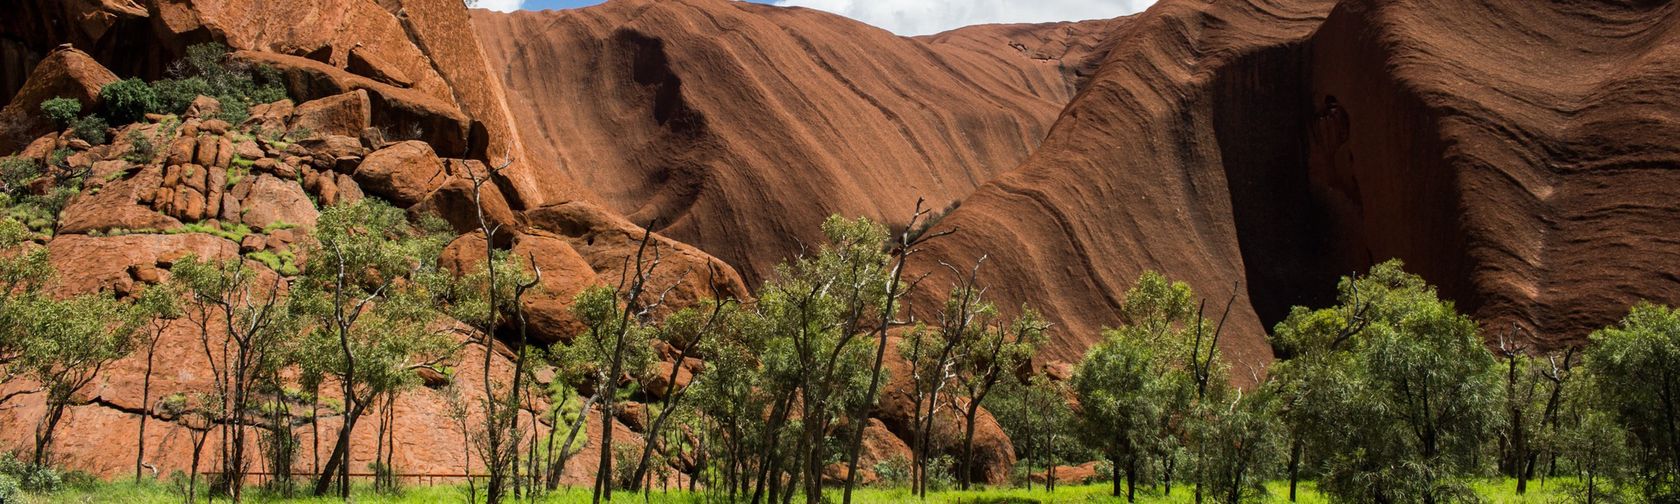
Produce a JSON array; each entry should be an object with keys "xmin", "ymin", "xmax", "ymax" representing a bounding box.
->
[{"xmin": 21, "ymin": 479, "xmax": 1589, "ymax": 503}]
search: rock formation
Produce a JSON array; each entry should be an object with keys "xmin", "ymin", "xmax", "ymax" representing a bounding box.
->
[{"xmin": 2, "ymin": 0, "xmax": 1678, "ymax": 488}]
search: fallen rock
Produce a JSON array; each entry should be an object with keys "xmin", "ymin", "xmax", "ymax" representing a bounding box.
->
[
  {"xmin": 58, "ymin": 165, "xmax": 182, "ymax": 235},
  {"xmin": 354, "ymin": 140, "xmax": 445, "ymax": 206},
  {"xmin": 289, "ymin": 89, "xmax": 371, "ymax": 139}
]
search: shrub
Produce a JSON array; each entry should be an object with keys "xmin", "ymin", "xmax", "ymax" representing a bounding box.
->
[
  {"xmin": 39, "ymin": 98, "xmax": 80, "ymax": 127},
  {"xmin": 69, "ymin": 115, "xmax": 108, "ymax": 145},
  {"xmin": 0, "ymin": 157, "xmax": 41, "ymax": 195},
  {"xmin": 151, "ymin": 43, "xmax": 288, "ymax": 123},
  {"xmin": 0, "ymin": 473, "xmax": 17, "ymax": 504},
  {"xmin": 98, "ymin": 78, "xmax": 159, "ymax": 124},
  {"xmin": 125, "ymin": 128, "xmax": 157, "ymax": 163}
]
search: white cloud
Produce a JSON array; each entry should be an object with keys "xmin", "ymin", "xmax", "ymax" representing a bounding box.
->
[
  {"xmin": 472, "ymin": 0, "xmax": 525, "ymax": 13},
  {"xmin": 771, "ymin": 0, "xmax": 1154, "ymax": 36}
]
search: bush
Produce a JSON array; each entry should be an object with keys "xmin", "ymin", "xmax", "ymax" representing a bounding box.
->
[
  {"xmin": 98, "ymin": 78, "xmax": 159, "ymax": 125},
  {"xmin": 0, "ymin": 157, "xmax": 41, "ymax": 195},
  {"xmin": 0, "ymin": 474, "xmax": 17, "ymax": 504},
  {"xmin": 152, "ymin": 43, "xmax": 288, "ymax": 123},
  {"xmin": 39, "ymin": 97, "xmax": 81, "ymax": 127},
  {"xmin": 124, "ymin": 128, "xmax": 157, "ymax": 163},
  {"xmin": 69, "ymin": 115, "xmax": 109, "ymax": 145}
]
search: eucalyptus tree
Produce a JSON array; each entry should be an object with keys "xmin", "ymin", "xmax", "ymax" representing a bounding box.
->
[
  {"xmin": 629, "ymin": 298, "xmax": 739, "ymax": 491},
  {"xmin": 1270, "ymin": 260, "xmax": 1503, "ymax": 504},
  {"xmin": 1072, "ymin": 271, "xmax": 1199, "ymax": 502},
  {"xmin": 0, "ymin": 217, "xmax": 51, "ymax": 405},
  {"xmin": 950, "ymin": 307, "xmax": 1045, "ymax": 489},
  {"xmin": 755, "ymin": 215, "xmax": 889, "ymax": 504},
  {"xmin": 132, "ymin": 283, "xmax": 183, "ymax": 483},
  {"xmin": 172, "ymin": 254, "xmax": 298, "ymax": 501},
  {"xmin": 1584, "ymin": 302, "xmax": 1680, "ymax": 498},
  {"xmin": 293, "ymin": 199, "xmax": 455, "ymax": 498},
  {"xmin": 15, "ymin": 292, "xmax": 138, "ymax": 466}
]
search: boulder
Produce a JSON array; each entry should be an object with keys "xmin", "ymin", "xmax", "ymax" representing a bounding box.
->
[
  {"xmin": 1029, "ymin": 461, "xmax": 1102, "ymax": 485},
  {"xmin": 0, "ymin": 46, "xmax": 117, "ymax": 153},
  {"xmin": 58, "ymin": 165, "xmax": 182, "ymax": 235},
  {"xmin": 354, "ymin": 140, "xmax": 445, "ymax": 206},
  {"xmin": 240, "ymin": 174, "xmax": 318, "ymax": 231},
  {"xmin": 440, "ymin": 231, "xmax": 598, "ymax": 345},
  {"xmin": 408, "ymin": 163, "xmax": 518, "ymax": 246},
  {"xmin": 289, "ymin": 89, "xmax": 371, "ymax": 139},
  {"xmin": 184, "ymin": 95, "xmax": 221, "ymax": 120},
  {"xmin": 46, "ymin": 233, "xmax": 238, "ymax": 297},
  {"xmin": 524, "ymin": 201, "xmax": 751, "ymax": 316},
  {"xmin": 232, "ymin": 51, "xmax": 471, "ymax": 156},
  {"xmin": 347, "ymin": 45, "xmax": 413, "ymax": 88}
]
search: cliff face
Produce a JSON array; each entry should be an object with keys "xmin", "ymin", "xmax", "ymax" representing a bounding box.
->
[{"xmin": 471, "ymin": 0, "xmax": 1120, "ymax": 286}]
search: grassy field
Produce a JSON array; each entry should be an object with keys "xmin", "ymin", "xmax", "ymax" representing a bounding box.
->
[{"xmin": 19, "ymin": 478, "xmax": 1593, "ymax": 503}]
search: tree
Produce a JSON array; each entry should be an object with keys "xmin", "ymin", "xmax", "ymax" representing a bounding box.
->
[
  {"xmin": 293, "ymin": 199, "xmax": 455, "ymax": 498},
  {"xmin": 132, "ymin": 283, "xmax": 183, "ymax": 483},
  {"xmin": 15, "ymin": 293, "xmax": 138, "ymax": 466},
  {"xmin": 1073, "ymin": 270, "xmax": 1201, "ymax": 502},
  {"xmin": 568, "ymin": 282, "xmax": 657, "ymax": 503},
  {"xmin": 172, "ymin": 255, "xmax": 297, "ymax": 502},
  {"xmin": 1189, "ymin": 384, "xmax": 1285, "ymax": 503},
  {"xmin": 989, "ymin": 373, "xmax": 1077, "ymax": 493},
  {"xmin": 1073, "ymin": 324, "xmax": 1167, "ymax": 503},
  {"xmin": 628, "ymin": 298, "xmax": 738, "ymax": 491},
  {"xmin": 950, "ymin": 306, "xmax": 1044, "ymax": 489},
  {"xmin": 0, "ymin": 218, "xmax": 52, "ymax": 406},
  {"xmin": 840, "ymin": 198, "xmax": 954, "ymax": 504},
  {"xmin": 1270, "ymin": 260, "xmax": 1503, "ymax": 504},
  {"xmin": 1583, "ymin": 302, "xmax": 1680, "ymax": 498}
]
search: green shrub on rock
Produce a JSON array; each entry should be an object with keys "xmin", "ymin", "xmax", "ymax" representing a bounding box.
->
[
  {"xmin": 98, "ymin": 78, "xmax": 158, "ymax": 125},
  {"xmin": 39, "ymin": 98, "xmax": 80, "ymax": 127}
]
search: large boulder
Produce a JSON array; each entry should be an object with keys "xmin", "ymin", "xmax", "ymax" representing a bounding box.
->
[
  {"xmin": 0, "ymin": 46, "xmax": 118, "ymax": 153},
  {"xmin": 523, "ymin": 201, "xmax": 750, "ymax": 315},
  {"xmin": 58, "ymin": 163, "xmax": 182, "ymax": 235},
  {"xmin": 240, "ymin": 174, "xmax": 318, "ymax": 231},
  {"xmin": 288, "ymin": 89, "xmax": 371, "ymax": 139},
  {"xmin": 45, "ymin": 233, "xmax": 239, "ymax": 298},
  {"xmin": 354, "ymin": 140, "xmax": 446, "ymax": 207},
  {"xmin": 440, "ymin": 231, "xmax": 599, "ymax": 344},
  {"xmin": 231, "ymin": 50, "xmax": 472, "ymax": 157}
]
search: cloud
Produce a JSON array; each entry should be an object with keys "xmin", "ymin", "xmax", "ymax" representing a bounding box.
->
[
  {"xmin": 771, "ymin": 0, "xmax": 1154, "ymax": 36},
  {"xmin": 472, "ymin": 0, "xmax": 526, "ymax": 12}
]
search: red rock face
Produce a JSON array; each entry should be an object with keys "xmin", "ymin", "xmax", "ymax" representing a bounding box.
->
[
  {"xmin": 471, "ymin": 0, "xmax": 1118, "ymax": 285},
  {"xmin": 4, "ymin": 0, "xmax": 1680, "ymax": 487}
]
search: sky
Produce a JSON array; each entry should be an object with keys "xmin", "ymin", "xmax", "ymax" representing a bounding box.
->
[{"xmin": 481, "ymin": 0, "xmax": 1155, "ymax": 36}]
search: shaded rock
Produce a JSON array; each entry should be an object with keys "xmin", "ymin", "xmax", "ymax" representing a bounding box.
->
[
  {"xmin": 233, "ymin": 51, "xmax": 471, "ymax": 156},
  {"xmin": 348, "ymin": 45, "xmax": 413, "ymax": 88},
  {"xmin": 524, "ymin": 201, "xmax": 750, "ymax": 315},
  {"xmin": 409, "ymin": 174, "xmax": 517, "ymax": 247},
  {"xmin": 184, "ymin": 95, "xmax": 220, "ymax": 120}
]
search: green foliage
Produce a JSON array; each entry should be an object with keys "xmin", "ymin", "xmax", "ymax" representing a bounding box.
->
[
  {"xmin": 0, "ymin": 157, "xmax": 42, "ymax": 196},
  {"xmin": 151, "ymin": 43, "xmax": 288, "ymax": 123},
  {"xmin": 98, "ymin": 78, "xmax": 158, "ymax": 125},
  {"xmin": 1584, "ymin": 302, "xmax": 1680, "ymax": 497},
  {"xmin": 68, "ymin": 115, "xmax": 108, "ymax": 145},
  {"xmin": 0, "ymin": 472, "xmax": 15, "ymax": 503},
  {"xmin": 167, "ymin": 220, "xmax": 251, "ymax": 243},
  {"xmin": 246, "ymin": 249, "xmax": 299, "ymax": 276},
  {"xmin": 124, "ymin": 128, "xmax": 157, "ymax": 163},
  {"xmin": 1270, "ymin": 260, "xmax": 1504, "ymax": 503},
  {"xmin": 39, "ymin": 98, "xmax": 80, "ymax": 127}
]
